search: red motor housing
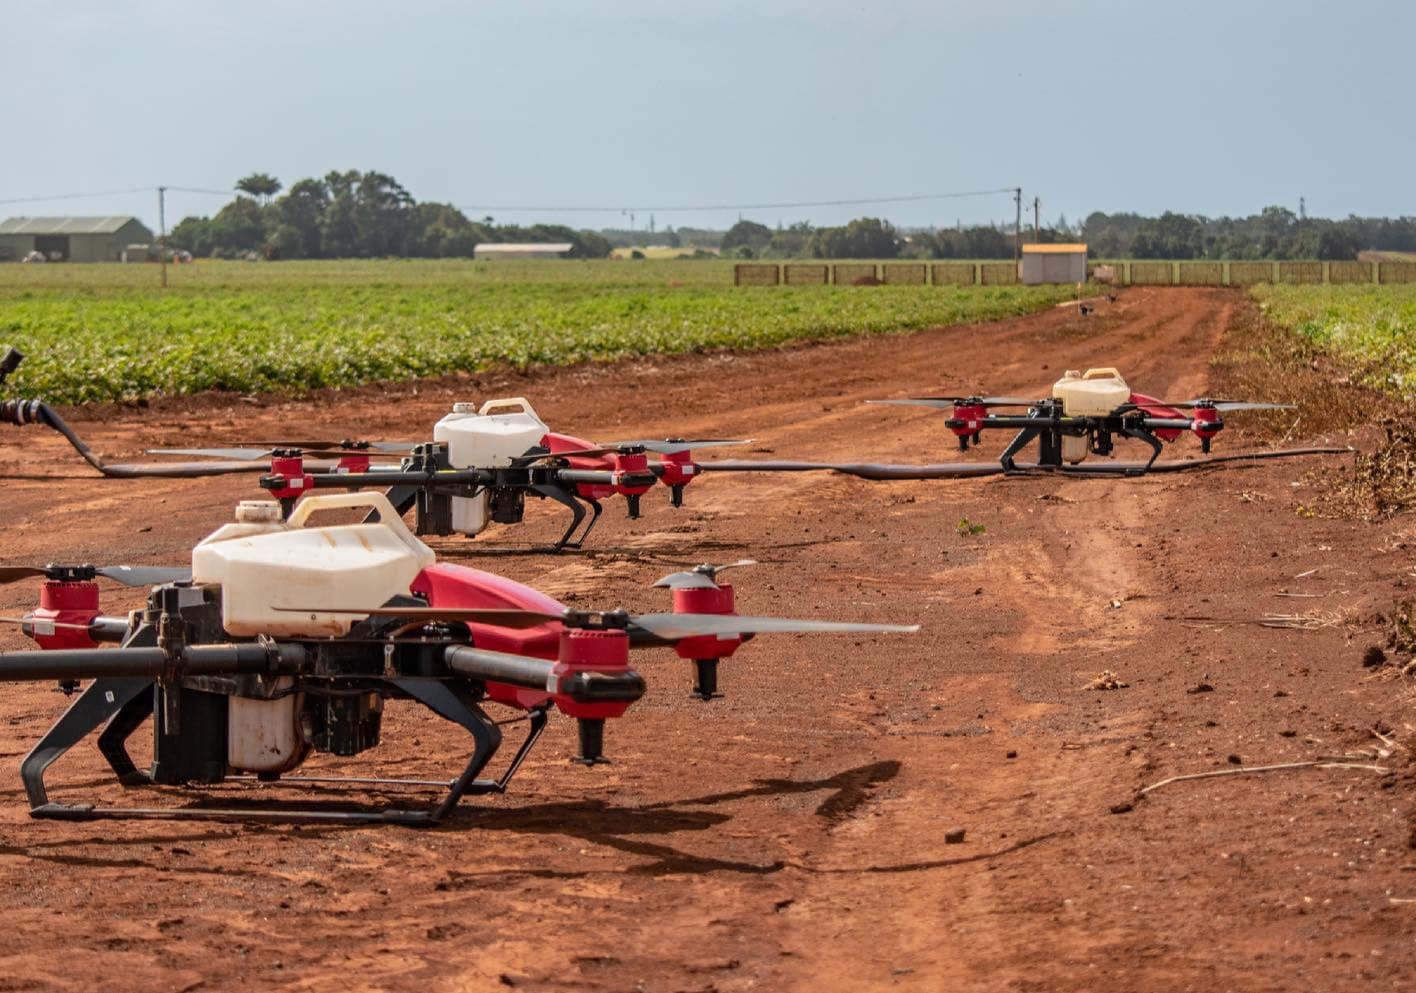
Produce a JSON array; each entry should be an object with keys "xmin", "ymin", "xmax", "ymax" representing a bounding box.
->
[
  {"xmin": 671, "ymin": 582, "xmax": 739, "ymax": 700},
  {"xmin": 657, "ymin": 450, "xmax": 697, "ymax": 489},
  {"xmin": 29, "ymin": 579, "xmax": 100, "ymax": 650},
  {"xmin": 670, "ymin": 583, "xmax": 741, "ymax": 661},
  {"xmin": 551, "ymin": 628, "xmax": 634, "ymax": 719},
  {"xmin": 335, "ymin": 453, "xmax": 371, "ymax": 474},
  {"xmin": 951, "ymin": 403, "xmax": 987, "ymax": 439},
  {"xmin": 610, "ymin": 450, "xmax": 654, "ymax": 497},
  {"xmin": 1190, "ymin": 405, "xmax": 1223, "ymax": 448},
  {"xmin": 268, "ymin": 454, "xmax": 314, "ymax": 501}
]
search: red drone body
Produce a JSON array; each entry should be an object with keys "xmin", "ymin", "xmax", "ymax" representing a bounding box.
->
[
  {"xmin": 1128, "ymin": 392, "xmax": 1191, "ymax": 443},
  {"xmin": 542, "ymin": 431, "xmax": 672, "ymax": 503}
]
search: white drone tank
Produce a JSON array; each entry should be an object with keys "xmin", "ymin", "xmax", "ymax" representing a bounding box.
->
[
  {"xmin": 191, "ymin": 491, "xmax": 436, "ymax": 638},
  {"xmin": 433, "ymin": 398, "xmax": 549, "ymax": 535},
  {"xmin": 1052, "ymin": 367, "xmax": 1131, "ymax": 416},
  {"xmin": 1052, "ymin": 368, "xmax": 1131, "ymax": 464}
]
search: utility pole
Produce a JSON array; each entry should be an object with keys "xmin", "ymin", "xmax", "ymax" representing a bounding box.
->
[
  {"xmin": 158, "ymin": 185, "xmax": 167, "ymax": 289},
  {"xmin": 1013, "ymin": 187, "xmax": 1022, "ymax": 264},
  {"xmin": 1299, "ymin": 196, "xmax": 1306, "ymax": 222},
  {"xmin": 1033, "ymin": 196, "xmax": 1040, "ymax": 243}
]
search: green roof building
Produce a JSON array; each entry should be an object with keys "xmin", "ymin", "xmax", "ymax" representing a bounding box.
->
[{"xmin": 0, "ymin": 216, "xmax": 155, "ymax": 262}]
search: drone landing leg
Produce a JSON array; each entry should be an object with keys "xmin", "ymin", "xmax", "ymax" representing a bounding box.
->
[
  {"xmin": 388, "ymin": 678, "xmax": 505, "ymax": 824},
  {"xmin": 464, "ymin": 707, "xmax": 548, "ymax": 797},
  {"xmin": 96, "ymin": 688, "xmax": 156, "ymax": 786},
  {"xmin": 999, "ymin": 426, "xmax": 1039, "ymax": 473},
  {"xmin": 531, "ymin": 484, "xmax": 587, "ymax": 552},
  {"xmin": 21, "ymin": 677, "xmax": 153, "ymax": 816},
  {"xmin": 567, "ymin": 498, "xmax": 604, "ymax": 549},
  {"xmin": 1120, "ymin": 425, "xmax": 1163, "ymax": 475}
]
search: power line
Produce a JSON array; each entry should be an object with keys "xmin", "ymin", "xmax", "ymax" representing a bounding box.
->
[
  {"xmin": 0, "ymin": 185, "xmax": 237, "ymax": 208},
  {"xmin": 454, "ymin": 188, "xmax": 1018, "ymax": 214},
  {"xmin": 164, "ymin": 186, "xmax": 239, "ymax": 197},
  {"xmin": 0, "ymin": 186, "xmax": 156, "ymax": 206}
]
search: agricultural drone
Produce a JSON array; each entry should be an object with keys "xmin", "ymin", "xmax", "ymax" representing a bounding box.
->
[
  {"xmin": 865, "ymin": 366, "xmax": 1301, "ymax": 475},
  {"xmin": 6, "ymin": 346, "xmax": 1347, "ymax": 531},
  {"xmin": 0, "ymin": 494, "xmax": 917, "ymax": 824}
]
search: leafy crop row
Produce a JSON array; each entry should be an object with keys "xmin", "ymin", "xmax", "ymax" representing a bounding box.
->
[
  {"xmin": 1252, "ymin": 283, "xmax": 1416, "ymax": 391},
  {"xmin": 0, "ymin": 260, "xmax": 1082, "ymax": 404}
]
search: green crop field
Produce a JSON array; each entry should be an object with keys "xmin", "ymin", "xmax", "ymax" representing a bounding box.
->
[
  {"xmin": 0, "ymin": 259, "xmax": 1081, "ymax": 404},
  {"xmin": 1253, "ymin": 283, "xmax": 1416, "ymax": 390}
]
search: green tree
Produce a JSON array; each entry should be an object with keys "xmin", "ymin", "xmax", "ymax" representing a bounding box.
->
[
  {"xmin": 721, "ymin": 220, "xmax": 773, "ymax": 256},
  {"xmin": 274, "ymin": 178, "xmax": 330, "ymax": 258},
  {"xmin": 209, "ymin": 197, "xmax": 267, "ymax": 255},
  {"xmin": 168, "ymin": 216, "xmax": 214, "ymax": 256},
  {"xmin": 235, "ymin": 172, "xmax": 282, "ymax": 205},
  {"xmin": 808, "ymin": 217, "xmax": 899, "ymax": 259}
]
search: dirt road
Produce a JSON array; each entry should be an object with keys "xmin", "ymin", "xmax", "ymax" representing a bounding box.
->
[{"xmin": 0, "ymin": 288, "xmax": 1408, "ymax": 992}]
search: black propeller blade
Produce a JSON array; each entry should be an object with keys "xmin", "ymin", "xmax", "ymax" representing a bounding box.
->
[
  {"xmin": 275, "ymin": 604, "xmax": 918, "ymax": 640},
  {"xmin": 867, "ymin": 396, "xmax": 1038, "ymax": 410},
  {"xmin": 598, "ymin": 439, "xmax": 752, "ymax": 455},
  {"xmin": 238, "ymin": 439, "xmax": 420, "ymax": 453},
  {"xmin": 0, "ymin": 564, "xmax": 191, "ymax": 587},
  {"xmin": 1151, "ymin": 399, "xmax": 1295, "ymax": 412}
]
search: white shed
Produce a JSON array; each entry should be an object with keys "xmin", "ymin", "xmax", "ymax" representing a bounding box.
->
[
  {"xmin": 473, "ymin": 242, "xmax": 574, "ymax": 260},
  {"xmin": 1021, "ymin": 243, "xmax": 1088, "ymax": 284}
]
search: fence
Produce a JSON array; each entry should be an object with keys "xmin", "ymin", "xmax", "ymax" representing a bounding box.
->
[{"xmin": 733, "ymin": 260, "xmax": 1410, "ymax": 287}]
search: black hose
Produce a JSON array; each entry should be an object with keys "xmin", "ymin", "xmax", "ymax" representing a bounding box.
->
[
  {"xmin": 2, "ymin": 398, "xmax": 286, "ymax": 478},
  {"xmin": 698, "ymin": 447, "xmax": 1352, "ymax": 481}
]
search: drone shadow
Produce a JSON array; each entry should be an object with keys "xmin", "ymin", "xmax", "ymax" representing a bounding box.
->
[{"xmin": 437, "ymin": 760, "xmax": 905, "ymax": 878}]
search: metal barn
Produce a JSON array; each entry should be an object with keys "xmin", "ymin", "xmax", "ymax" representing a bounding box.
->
[
  {"xmin": 0, "ymin": 216, "xmax": 155, "ymax": 262},
  {"xmin": 1021, "ymin": 243, "xmax": 1088, "ymax": 284},
  {"xmin": 472, "ymin": 242, "xmax": 574, "ymax": 260}
]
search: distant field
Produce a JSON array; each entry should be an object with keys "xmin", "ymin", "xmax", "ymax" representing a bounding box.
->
[
  {"xmin": 1252, "ymin": 283, "xmax": 1416, "ymax": 389},
  {"xmin": 0, "ymin": 259, "xmax": 1083, "ymax": 404}
]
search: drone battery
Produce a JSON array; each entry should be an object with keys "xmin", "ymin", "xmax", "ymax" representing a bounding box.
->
[
  {"xmin": 416, "ymin": 488, "xmax": 454, "ymax": 536},
  {"xmin": 303, "ymin": 692, "xmax": 384, "ymax": 756},
  {"xmin": 489, "ymin": 486, "xmax": 525, "ymax": 525},
  {"xmin": 150, "ymin": 685, "xmax": 228, "ymax": 785}
]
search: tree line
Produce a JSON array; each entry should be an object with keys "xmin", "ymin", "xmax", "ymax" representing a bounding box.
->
[
  {"xmin": 718, "ymin": 208, "xmax": 1416, "ymax": 261},
  {"xmin": 168, "ymin": 172, "xmax": 612, "ymax": 259},
  {"xmin": 1080, "ymin": 208, "xmax": 1416, "ymax": 261},
  {"xmin": 719, "ymin": 217, "xmax": 1058, "ymax": 260},
  {"xmin": 169, "ymin": 180, "xmax": 1416, "ymax": 262}
]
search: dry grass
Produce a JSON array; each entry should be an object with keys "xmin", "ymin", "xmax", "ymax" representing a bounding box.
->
[{"xmin": 1212, "ymin": 297, "xmax": 1416, "ymax": 520}]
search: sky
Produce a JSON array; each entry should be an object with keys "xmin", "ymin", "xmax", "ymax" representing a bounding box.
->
[{"xmin": 2, "ymin": 0, "xmax": 1412, "ymax": 234}]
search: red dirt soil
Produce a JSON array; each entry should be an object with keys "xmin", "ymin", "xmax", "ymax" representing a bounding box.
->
[{"xmin": 0, "ymin": 287, "xmax": 1410, "ymax": 992}]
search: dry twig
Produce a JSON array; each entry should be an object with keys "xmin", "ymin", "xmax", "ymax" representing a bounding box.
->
[{"xmin": 1139, "ymin": 760, "xmax": 1389, "ymax": 797}]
